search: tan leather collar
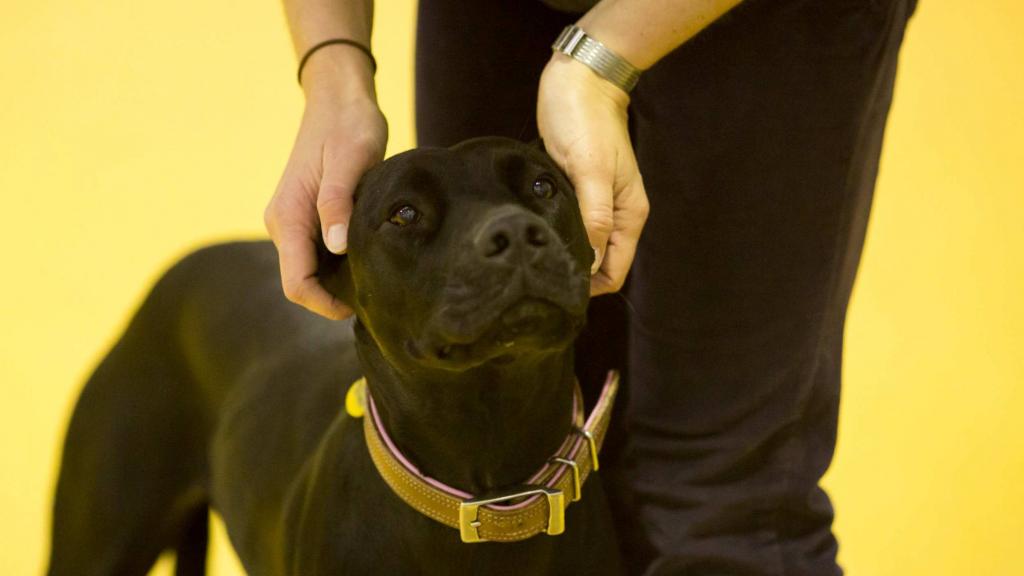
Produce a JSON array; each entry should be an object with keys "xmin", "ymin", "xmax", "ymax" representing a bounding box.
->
[{"xmin": 346, "ymin": 371, "xmax": 620, "ymax": 543}]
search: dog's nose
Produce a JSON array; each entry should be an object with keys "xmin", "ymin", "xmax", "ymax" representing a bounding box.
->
[{"xmin": 474, "ymin": 208, "xmax": 551, "ymax": 261}]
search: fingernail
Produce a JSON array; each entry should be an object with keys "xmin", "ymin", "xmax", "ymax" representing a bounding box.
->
[
  {"xmin": 591, "ymin": 247, "xmax": 602, "ymax": 275},
  {"xmin": 327, "ymin": 223, "xmax": 347, "ymax": 254}
]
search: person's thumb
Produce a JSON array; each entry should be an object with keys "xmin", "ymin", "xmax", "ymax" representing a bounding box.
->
[
  {"xmin": 573, "ymin": 172, "xmax": 615, "ymax": 275},
  {"xmin": 317, "ymin": 153, "xmax": 366, "ymax": 255}
]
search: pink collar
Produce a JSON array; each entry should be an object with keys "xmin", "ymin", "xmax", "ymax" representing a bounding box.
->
[{"xmin": 351, "ymin": 370, "xmax": 621, "ymax": 543}]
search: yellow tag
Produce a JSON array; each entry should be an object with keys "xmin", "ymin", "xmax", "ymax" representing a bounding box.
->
[{"xmin": 345, "ymin": 377, "xmax": 367, "ymax": 418}]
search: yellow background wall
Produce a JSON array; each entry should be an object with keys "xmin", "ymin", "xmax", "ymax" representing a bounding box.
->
[{"xmin": 1, "ymin": 1, "xmax": 1020, "ymax": 574}]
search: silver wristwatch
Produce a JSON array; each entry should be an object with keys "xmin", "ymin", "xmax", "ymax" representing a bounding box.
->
[{"xmin": 552, "ymin": 25, "xmax": 641, "ymax": 93}]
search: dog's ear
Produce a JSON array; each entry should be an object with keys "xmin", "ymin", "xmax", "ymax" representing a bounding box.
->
[
  {"xmin": 316, "ymin": 239, "xmax": 356, "ymax": 308},
  {"xmin": 530, "ymin": 138, "xmax": 546, "ymax": 152}
]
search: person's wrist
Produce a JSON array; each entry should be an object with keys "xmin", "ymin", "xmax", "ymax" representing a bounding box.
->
[
  {"xmin": 300, "ymin": 45, "xmax": 377, "ymax": 106},
  {"xmin": 551, "ymin": 25, "xmax": 641, "ymax": 93},
  {"xmin": 543, "ymin": 53, "xmax": 631, "ymax": 109}
]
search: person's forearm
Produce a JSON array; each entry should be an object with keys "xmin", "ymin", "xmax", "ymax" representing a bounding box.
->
[
  {"xmin": 579, "ymin": 0, "xmax": 744, "ymax": 70},
  {"xmin": 282, "ymin": 0, "xmax": 376, "ymax": 102}
]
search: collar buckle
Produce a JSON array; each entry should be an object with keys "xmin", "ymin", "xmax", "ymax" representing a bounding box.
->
[{"xmin": 458, "ymin": 486, "xmax": 565, "ymax": 543}]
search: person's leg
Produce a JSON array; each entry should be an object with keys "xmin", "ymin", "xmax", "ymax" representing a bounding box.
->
[
  {"xmin": 621, "ymin": 0, "xmax": 917, "ymax": 574},
  {"xmin": 415, "ymin": 0, "xmax": 571, "ymax": 147}
]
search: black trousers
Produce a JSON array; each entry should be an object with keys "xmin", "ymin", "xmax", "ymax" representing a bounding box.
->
[{"xmin": 415, "ymin": 1, "xmax": 916, "ymax": 574}]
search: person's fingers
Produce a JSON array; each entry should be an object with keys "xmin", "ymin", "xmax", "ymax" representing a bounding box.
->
[
  {"xmin": 570, "ymin": 162, "xmax": 617, "ymax": 275},
  {"xmin": 266, "ymin": 201, "xmax": 353, "ymax": 320},
  {"xmin": 318, "ymin": 145, "xmax": 370, "ymax": 255},
  {"xmin": 317, "ymin": 175, "xmax": 355, "ymax": 256},
  {"xmin": 591, "ymin": 173, "xmax": 649, "ymax": 295},
  {"xmin": 277, "ymin": 225, "xmax": 354, "ymax": 319}
]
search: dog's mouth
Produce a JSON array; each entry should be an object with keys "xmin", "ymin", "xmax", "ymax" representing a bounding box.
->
[
  {"xmin": 440, "ymin": 297, "xmax": 567, "ymax": 356},
  {"xmin": 409, "ymin": 296, "xmax": 583, "ymax": 369},
  {"xmin": 402, "ymin": 248, "xmax": 590, "ymax": 369}
]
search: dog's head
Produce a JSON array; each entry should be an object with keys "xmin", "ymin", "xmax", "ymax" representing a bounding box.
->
[{"xmin": 322, "ymin": 137, "xmax": 593, "ymax": 372}]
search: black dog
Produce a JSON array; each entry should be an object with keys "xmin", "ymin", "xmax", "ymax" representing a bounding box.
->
[{"xmin": 48, "ymin": 137, "xmax": 624, "ymax": 575}]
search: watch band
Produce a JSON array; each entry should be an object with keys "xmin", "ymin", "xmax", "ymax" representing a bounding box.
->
[{"xmin": 552, "ymin": 25, "xmax": 641, "ymax": 93}]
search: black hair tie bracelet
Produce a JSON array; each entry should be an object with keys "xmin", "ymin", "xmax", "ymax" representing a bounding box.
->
[{"xmin": 297, "ymin": 39, "xmax": 377, "ymax": 85}]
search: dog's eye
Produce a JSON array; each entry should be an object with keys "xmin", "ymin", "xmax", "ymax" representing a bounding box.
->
[
  {"xmin": 389, "ymin": 205, "xmax": 419, "ymax": 227},
  {"xmin": 532, "ymin": 177, "xmax": 556, "ymax": 199}
]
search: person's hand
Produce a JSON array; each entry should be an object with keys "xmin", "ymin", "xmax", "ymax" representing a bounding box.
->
[
  {"xmin": 265, "ymin": 57, "xmax": 387, "ymax": 319},
  {"xmin": 537, "ymin": 55, "xmax": 649, "ymax": 296}
]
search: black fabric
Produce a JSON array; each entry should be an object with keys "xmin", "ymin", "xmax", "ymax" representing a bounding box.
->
[
  {"xmin": 537, "ymin": 0, "xmax": 599, "ymax": 14},
  {"xmin": 415, "ymin": 0, "xmax": 915, "ymax": 574}
]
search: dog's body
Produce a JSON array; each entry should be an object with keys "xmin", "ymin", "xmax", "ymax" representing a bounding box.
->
[{"xmin": 48, "ymin": 138, "xmax": 622, "ymax": 575}]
